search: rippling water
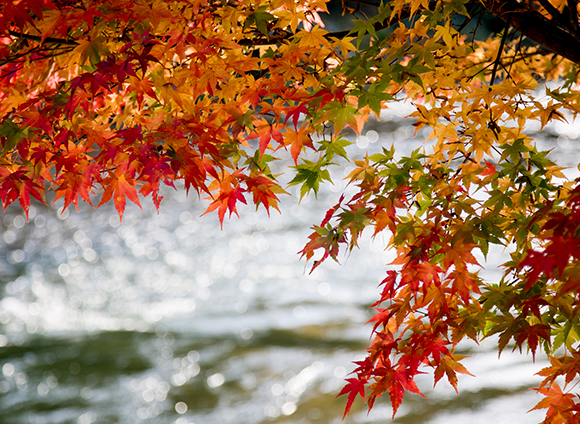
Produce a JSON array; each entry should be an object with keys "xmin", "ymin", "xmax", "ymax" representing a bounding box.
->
[{"xmin": 1, "ymin": 106, "xmax": 577, "ymax": 424}]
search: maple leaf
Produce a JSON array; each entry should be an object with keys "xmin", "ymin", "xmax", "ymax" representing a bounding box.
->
[
  {"xmin": 18, "ymin": 175, "xmax": 46, "ymax": 218},
  {"xmin": 433, "ymin": 354, "xmax": 474, "ymax": 393},
  {"xmin": 126, "ymin": 76, "xmax": 158, "ymax": 107},
  {"xmin": 244, "ymin": 172, "xmax": 286, "ymax": 214},
  {"xmin": 98, "ymin": 174, "xmax": 142, "ymax": 220},
  {"xmin": 75, "ymin": 37, "xmax": 111, "ymax": 66},
  {"xmin": 378, "ymin": 270, "xmax": 398, "ymax": 300},
  {"xmin": 440, "ymin": 239, "xmax": 481, "ymax": 271},
  {"xmin": 299, "ymin": 225, "xmax": 344, "ymax": 272},
  {"xmin": 337, "ymin": 378, "xmax": 366, "ymax": 419},
  {"xmin": 284, "ymin": 125, "xmax": 315, "ymax": 164},
  {"xmin": 519, "ymin": 235, "xmax": 580, "ymax": 288},
  {"xmin": 520, "ymin": 295, "xmax": 550, "ymax": 320},
  {"xmin": 368, "ymin": 361, "xmax": 426, "ymax": 418},
  {"xmin": 514, "ymin": 323, "xmax": 551, "ymax": 360},
  {"xmin": 246, "ymin": 120, "xmax": 284, "ymax": 157},
  {"xmin": 294, "ymin": 25, "xmax": 330, "ymax": 48},
  {"xmin": 202, "ymin": 177, "xmax": 248, "ymax": 228},
  {"xmin": 244, "ymin": 6, "xmax": 276, "ymax": 36},
  {"xmin": 531, "ymin": 383, "xmax": 577, "ymax": 424},
  {"xmin": 284, "ymin": 102, "xmax": 310, "ymax": 129},
  {"xmin": 447, "ymin": 268, "xmax": 481, "ymax": 304},
  {"xmin": 481, "ymin": 159, "xmax": 496, "ymax": 177},
  {"xmin": 367, "ymin": 308, "xmax": 394, "ymax": 334},
  {"xmin": 400, "ymin": 261, "xmax": 442, "ymax": 293},
  {"xmin": 53, "ymin": 168, "xmax": 97, "ymax": 211},
  {"xmin": 0, "ymin": 168, "xmax": 45, "ymax": 218},
  {"xmin": 537, "ymin": 352, "xmax": 580, "ymax": 389}
]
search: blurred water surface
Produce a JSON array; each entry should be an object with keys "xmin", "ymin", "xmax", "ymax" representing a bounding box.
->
[{"xmin": 1, "ymin": 105, "xmax": 577, "ymax": 424}]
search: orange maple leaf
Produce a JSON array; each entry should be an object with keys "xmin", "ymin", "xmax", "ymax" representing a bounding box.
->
[{"xmin": 98, "ymin": 174, "xmax": 142, "ymax": 220}]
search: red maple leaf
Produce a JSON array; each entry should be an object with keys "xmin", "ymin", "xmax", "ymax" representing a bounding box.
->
[{"xmin": 337, "ymin": 378, "xmax": 366, "ymax": 419}]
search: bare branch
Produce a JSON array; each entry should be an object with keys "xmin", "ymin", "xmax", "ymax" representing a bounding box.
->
[{"xmin": 490, "ymin": 17, "xmax": 512, "ymax": 86}]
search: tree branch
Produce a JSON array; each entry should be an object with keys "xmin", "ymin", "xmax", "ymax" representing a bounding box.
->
[
  {"xmin": 485, "ymin": 0, "xmax": 580, "ymax": 65},
  {"xmin": 7, "ymin": 30, "xmax": 79, "ymax": 46},
  {"xmin": 535, "ymin": 0, "xmax": 566, "ymax": 25},
  {"xmin": 490, "ymin": 17, "xmax": 512, "ymax": 86}
]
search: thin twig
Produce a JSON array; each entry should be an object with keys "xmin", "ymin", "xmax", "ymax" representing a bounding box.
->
[
  {"xmin": 490, "ymin": 17, "xmax": 512, "ymax": 87},
  {"xmin": 7, "ymin": 30, "xmax": 79, "ymax": 46},
  {"xmin": 568, "ymin": 0, "xmax": 579, "ymax": 32}
]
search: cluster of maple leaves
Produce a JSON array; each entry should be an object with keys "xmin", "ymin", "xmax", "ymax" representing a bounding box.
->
[
  {"xmin": 0, "ymin": 0, "xmax": 351, "ymax": 222},
  {"xmin": 3, "ymin": 0, "xmax": 580, "ymax": 423}
]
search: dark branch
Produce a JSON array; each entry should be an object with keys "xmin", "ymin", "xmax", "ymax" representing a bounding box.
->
[
  {"xmin": 535, "ymin": 0, "xmax": 567, "ymax": 25},
  {"xmin": 485, "ymin": 0, "xmax": 580, "ymax": 65},
  {"xmin": 490, "ymin": 18, "xmax": 512, "ymax": 86},
  {"xmin": 7, "ymin": 30, "xmax": 79, "ymax": 46}
]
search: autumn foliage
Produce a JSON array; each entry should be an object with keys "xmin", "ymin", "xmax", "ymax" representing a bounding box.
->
[{"xmin": 3, "ymin": 0, "xmax": 580, "ymax": 422}]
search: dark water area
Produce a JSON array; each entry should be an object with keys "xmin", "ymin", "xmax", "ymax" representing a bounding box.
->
[{"xmin": 1, "ymin": 105, "xmax": 577, "ymax": 424}]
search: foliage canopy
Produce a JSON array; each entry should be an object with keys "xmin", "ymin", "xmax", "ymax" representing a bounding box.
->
[{"xmin": 3, "ymin": 0, "xmax": 580, "ymax": 422}]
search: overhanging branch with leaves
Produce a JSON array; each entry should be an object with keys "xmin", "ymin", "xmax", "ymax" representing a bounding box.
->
[{"xmin": 3, "ymin": 1, "xmax": 580, "ymax": 423}]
